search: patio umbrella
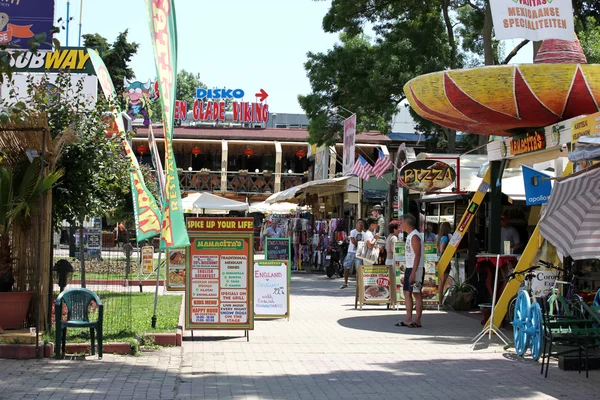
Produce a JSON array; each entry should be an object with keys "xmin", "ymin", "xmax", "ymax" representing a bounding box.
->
[
  {"xmin": 182, "ymin": 192, "xmax": 248, "ymax": 214},
  {"xmin": 540, "ymin": 163, "xmax": 600, "ymax": 260}
]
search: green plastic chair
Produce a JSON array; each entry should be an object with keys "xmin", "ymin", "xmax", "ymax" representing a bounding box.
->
[{"xmin": 55, "ymin": 288, "xmax": 103, "ymax": 359}]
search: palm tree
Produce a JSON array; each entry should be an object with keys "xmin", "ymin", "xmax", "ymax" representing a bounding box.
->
[{"xmin": 0, "ymin": 161, "xmax": 62, "ymax": 291}]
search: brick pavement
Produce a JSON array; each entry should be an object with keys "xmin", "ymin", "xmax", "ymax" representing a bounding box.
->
[{"xmin": 1, "ymin": 274, "xmax": 597, "ymax": 400}]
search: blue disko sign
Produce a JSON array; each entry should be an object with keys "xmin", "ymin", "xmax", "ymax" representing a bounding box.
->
[{"xmin": 522, "ymin": 165, "xmax": 552, "ymax": 206}]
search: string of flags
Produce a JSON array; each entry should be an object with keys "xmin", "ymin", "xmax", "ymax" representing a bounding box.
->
[{"xmin": 348, "ymin": 149, "xmax": 392, "ymax": 180}]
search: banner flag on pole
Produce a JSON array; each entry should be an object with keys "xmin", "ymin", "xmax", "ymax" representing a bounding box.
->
[
  {"xmin": 144, "ymin": 0, "xmax": 189, "ymax": 249},
  {"xmin": 148, "ymin": 124, "xmax": 167, "ymax": 203},
  {"xmin": 87, "ymin": 49, "xmax": 162, "ymax": 242},
  {"xmin": 343, "ymin": 114, "xmax": 356, "ymax": 175},
  {"xmin": 373, "ymin": 148, "xmax": 393, "ymax": 179}
]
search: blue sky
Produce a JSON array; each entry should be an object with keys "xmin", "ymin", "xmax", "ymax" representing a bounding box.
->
[{"xmin": 54, "ymin": 0, "xmax": 532, "ymax": 114}]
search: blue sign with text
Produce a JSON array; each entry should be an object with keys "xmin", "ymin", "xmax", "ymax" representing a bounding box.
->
[
  {"xmin": 522, "ymin": 165, "xmax": 552, "ymax": 206},
  {"xmin": 0, "ymin": 0, "xmax": 55, "ymax": 50},
  {"xmin": 196, "ymin": 88, "xmax": 245, "ymax": 99}
]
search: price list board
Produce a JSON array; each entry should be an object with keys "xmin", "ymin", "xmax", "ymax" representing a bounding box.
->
[{"xmin": 185, "ymin": 217, "xmax": 255, "ymax": 330}]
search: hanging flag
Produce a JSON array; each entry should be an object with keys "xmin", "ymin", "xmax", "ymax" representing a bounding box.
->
[
  {"xmin": 145, "ymin": 0, "xmax": 189, "ymax": 249},
  {"xmin": 350, "ymin": 155, "xmax": 373, "ymax": 181},
  {"xmin": 372, "ymin": 148, "xmax": 393, "ymax": 179},
  {"xmin": 87, "ymin": 49, "xmax": 162, "ymax": 241},
  {"xmin": 343, "ymin": 114, "xmax": 356, "ymax": 175},
  {"xmin": 148, "ymin": 124, "xmax": 166, "ymax": 203}
]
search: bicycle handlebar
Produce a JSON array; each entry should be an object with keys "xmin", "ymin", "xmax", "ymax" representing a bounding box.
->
[
  {"xmin": 507, "ymin": 265, "xmax": 540, "ymax": 281},
  {"xmin": 538, "ymin": 260, "xmax": 564, "ymax": 271}
]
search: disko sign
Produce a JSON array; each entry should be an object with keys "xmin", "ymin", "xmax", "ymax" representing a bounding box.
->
[
  {"xmin": 174, "ymin": 87, "xmax": 270, "ymax": 123},
  {"xmin": 398, "ymin": 160, "xmax": 456, "ymax": 192},
  {"xmin": 510, "ymin": 131, "xmax": 546, "ymax": 156}
]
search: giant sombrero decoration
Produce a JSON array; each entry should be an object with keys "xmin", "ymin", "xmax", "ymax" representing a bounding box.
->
[{"xmin": 404, "ymin": 37, "xmax": 600, "ymax": 136}]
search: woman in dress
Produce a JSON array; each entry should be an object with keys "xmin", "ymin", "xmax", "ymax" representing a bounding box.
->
[{"xmin": 436, "ymin": 222, "xmax": 452, "ymax": 305}]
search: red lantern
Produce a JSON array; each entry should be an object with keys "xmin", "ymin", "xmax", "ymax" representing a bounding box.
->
[
  {"xmin": 191, "ymin": 147, "xmax": 201, "ymax": 157},
  {"xmin": 244, "ymin": 148, "xmax": 254, "ymax": 158},
  {"xmin": 137, "ymin": 144, "xmax": 148, "ymax": 156},
  {"xmin": 296, "ymin": 149, "xmax": 306, "ymax": 159}
]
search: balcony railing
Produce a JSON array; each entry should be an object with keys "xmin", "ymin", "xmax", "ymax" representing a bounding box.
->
[
  {"xmin": 179, "ymin": 171, "xmax": 221, "ymax": 192},
  {"xmin": 227, "ymin": 172, "xmax": 275, "ymax": 194},
  {"xmin": 175, "ymin": 170, "xmax": 308, "ymax": 194},
  {"xmin": 281, "ymin": 174, "xmax": 307, "ymax": 190}
]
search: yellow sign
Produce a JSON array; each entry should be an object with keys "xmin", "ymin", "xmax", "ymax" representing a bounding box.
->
[
  {"xmin": 141, "ymin": 246, "xmax": 154, "ymax": 275},
  {"xmin": 571, "ymin": 112, "xmax": 600, "ymax": 145}
]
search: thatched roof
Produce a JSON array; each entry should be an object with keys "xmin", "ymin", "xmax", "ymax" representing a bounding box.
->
[{"xmin": 0, "ymin": 112, "xmax": 76, "ymax": 168}]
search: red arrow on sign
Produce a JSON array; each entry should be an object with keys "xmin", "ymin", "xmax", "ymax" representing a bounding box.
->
[{"xmin": 255, "ymin": 89, "xmax": 268, "ymax": 102}]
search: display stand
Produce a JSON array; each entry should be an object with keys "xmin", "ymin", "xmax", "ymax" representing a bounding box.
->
[{"xmin": 471, "ymin": 254, "xmax": 510, "ymax": 347}]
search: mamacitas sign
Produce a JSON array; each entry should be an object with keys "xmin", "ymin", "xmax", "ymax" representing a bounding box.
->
[
  {"xmin": 398, "ymin": 160, "xmax": 456, "ymax": 192},
  {"xmin": 174, "ymin": 87, "xmax": 270, "ymax": 123}
]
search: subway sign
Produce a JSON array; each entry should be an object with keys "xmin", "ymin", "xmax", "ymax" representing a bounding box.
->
[
  {"xmin": 175, "ymin": 87, "xmax": 270, "ymax": 123},
  {"xmin": 1, "ymin": 47, "xmax": 95, "ymax": 74}
]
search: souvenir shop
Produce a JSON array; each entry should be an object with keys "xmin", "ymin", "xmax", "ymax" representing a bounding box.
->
[{"xmin": 258, "ymin": 210, "xmax": 348, "ymax": 272}]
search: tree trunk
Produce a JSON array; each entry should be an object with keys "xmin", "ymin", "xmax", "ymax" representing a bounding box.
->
[
  {"xmin": 483, "ymin": 1, "xmax": 495, "ymax": 66},
  {"xmin": 79, "ymin": 219, "xmax": 86, "ymax": 288},
  {"xmin": 478, "ymin": 0, "xmax": 494, "ymax": 154},
  {"xmin": 444, "ymin": 127, "xmax": 457, "ymax": 153}
]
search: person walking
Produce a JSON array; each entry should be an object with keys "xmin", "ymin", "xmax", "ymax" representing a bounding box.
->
[
  {"xmin": 385, "ymin": 221, "xmax": 400, "ymax": 266},
  {"xmin": 372, "ymin": 205, "xmax": 386, "ymax": 236},
  {"xmin": 436, "ymin": 222, "xmax": 452, "ymax": 305},
  {"xmin": 340, "ymin": 219, "xmax": 365, "ymax": 289},
  {"xmin": 396, "ymin": 214, "xmax": 424, "ymax": 328}
]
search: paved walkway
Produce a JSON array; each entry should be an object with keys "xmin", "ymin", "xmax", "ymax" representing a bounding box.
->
[{"xmin": 1, "ymin": 274, "xmax": 597, "ymax": 400}]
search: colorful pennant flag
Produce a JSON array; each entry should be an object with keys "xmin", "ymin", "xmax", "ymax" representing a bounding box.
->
[
  {"xmin": 373, "ymin": 148, "xmax": 393, "ymax": 179},
  {"xmin": 148, "ymin": 124, "xmax": 166, "ymax": 203},
  {"xmin": 145, "ymin": 0, "xmax": 189, "ymax": 249},
  {"xmin": 350, "ymin": 155, "xmax": 373, "ymax": 181},
  {"xmin": 87, "ymin": 49, "xmax": 162, "ymax": 242}
]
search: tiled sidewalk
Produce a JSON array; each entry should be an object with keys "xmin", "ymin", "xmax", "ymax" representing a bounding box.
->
[{"xmin": 1, "ymin": 274, "xmax": 597, "ymax": 399}]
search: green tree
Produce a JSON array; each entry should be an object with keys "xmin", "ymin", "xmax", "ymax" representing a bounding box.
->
[
  {"xmin": 82, "ymin": 30, "xmax": 139, "ymax": 95},
  {"xmin": 150, "ymin": 69, "xmax": 207, "ymax": 123}
]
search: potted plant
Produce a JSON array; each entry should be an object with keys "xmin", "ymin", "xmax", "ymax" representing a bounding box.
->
[
  {"xmin": 239, "ymin": 169, "xmax": 248, "ymax": 176},
  {"xmin": 263, "ymin": 169, "xmax": 272, "ymax": 178},
  {"xmin": 0, "ymin": 163, "xmax": 62, "ymax": 329},
  {"xmin": 444, "ymin": 269, "xmax": 477, "ymax": 311},
  {"xmin": 200, "ymin": 168, "xmax": 210, "ymax": 176},
  {"xmin": 177, "ymin": 168, "xmax": 184, "ymax": 176}
]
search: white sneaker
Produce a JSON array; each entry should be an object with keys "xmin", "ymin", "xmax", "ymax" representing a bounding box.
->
[{"xmin": 340, "ymin": 284, "xmax": 348, "ymax": 289}]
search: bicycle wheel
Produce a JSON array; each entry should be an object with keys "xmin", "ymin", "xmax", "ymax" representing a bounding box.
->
[
  {"xmin": 570, "ymin": 294, "xmax": 587, "ymax": 319},
  {"xmin": 513, "ymin": 290, "xmax": 531, "ymax": 356},
  {"xmin": 529, "ymin": 302, "xmax": 544, "ymax": 361},
  {"xmin": 507, "ymin": 295, "xmax": 517, "ymax": 323}
]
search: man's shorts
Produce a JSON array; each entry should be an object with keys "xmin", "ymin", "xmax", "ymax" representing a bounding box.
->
[
  {"xmin": 343, "ymin": 252, "xmax": 356, "ymax": 270},
  {"xmin": 403, "ymin": 266, "xmax": 425, "ymax": 293}
]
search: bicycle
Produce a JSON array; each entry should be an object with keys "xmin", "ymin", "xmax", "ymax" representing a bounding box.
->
[{"xmin": 508, "ymin": 260, "xmax": 563, "ymax": 361}]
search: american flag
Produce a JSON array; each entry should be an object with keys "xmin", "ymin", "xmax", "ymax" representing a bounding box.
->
[
  {"xmin": 350, "ymin": 155, "xmax": 373, "ymax": 181},
  {"xmin": 372, "ymin": 148, "xmax": 393, "ymax": 179}
]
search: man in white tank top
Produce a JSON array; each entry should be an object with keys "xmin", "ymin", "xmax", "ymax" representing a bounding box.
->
[{"xmin": 395, "ymin": 214, "xmax": 425, "ymax": 328}]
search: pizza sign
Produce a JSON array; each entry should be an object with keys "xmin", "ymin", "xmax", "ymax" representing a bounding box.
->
[{"xmin": 398, "ymin": 160, "xmax": 456, "ymax": 192}]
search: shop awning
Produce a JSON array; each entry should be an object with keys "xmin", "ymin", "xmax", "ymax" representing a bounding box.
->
[
  {"xmin": 182, "ymin": 192, "xmax": 249, "ymax": 213},
  {"xmin": 265, "ymin": 176, "xmax": 351, "ymax": 204},
  {"xmin": 540, "ymin": 163, "xmax": 600, "ymax": 260},
  {"xmin": 249, "ymin": 201, "xmax": 305, "ymax": 214}
]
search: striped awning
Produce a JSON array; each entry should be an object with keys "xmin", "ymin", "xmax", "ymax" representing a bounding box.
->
[{"xmin": 540, "ymin": 163, "xmax": 600, "ymax": 260}]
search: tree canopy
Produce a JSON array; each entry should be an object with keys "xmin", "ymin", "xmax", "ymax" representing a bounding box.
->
[
  {"xmin": 82, "ymin": 30, "xmax": 139, "ymax": 95},
  {"xmin": 301, "ymin": 0, "xmax": 600, "ymax": 152}
]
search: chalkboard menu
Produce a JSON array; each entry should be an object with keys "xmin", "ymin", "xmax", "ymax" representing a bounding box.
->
[{"xmin": 265, "ymin": 238, "xmax": 290, "ymax": 261}]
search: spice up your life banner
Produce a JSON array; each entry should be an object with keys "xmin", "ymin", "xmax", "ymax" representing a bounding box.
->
[
  {"xmin": 145, "ymin": 0, "xmax": 189, "ymax": 249},
  {"xmin": 87, "ymin": 49, "xmax": 162, "ymax": 241}
]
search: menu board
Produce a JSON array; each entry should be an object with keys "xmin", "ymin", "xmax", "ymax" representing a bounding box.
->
[
  {"xmin": 166, "ymin": 248, "xmax": 186, "ymax": 291},
  {"xmin": 254, "ymin": 261, "xmax": 289, "ymax": 318},
  {"xmin": 422, "ymin": 243, "xmax": 439, "ymax": 304},
  {"xmin": 141, "ymin": 246, "xmax": 154, "ymax": 275},
  {"xmin": 395, "ymin": 242, "xmax": 438, "ymax": 304},
  {"xmin": 265, "ymin": 238, "xmax": 290, "ymax": 262},
  {"xmin": 394, "ymin": 242, "xmax": 406, "ymax": 304},
  {"xmin": 185, "ymin": 217, "xmax": 254, "ymax": 330},
  {"xmin": 357, "ymin": 265, "xmax": 393, "ymax": 309}
]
